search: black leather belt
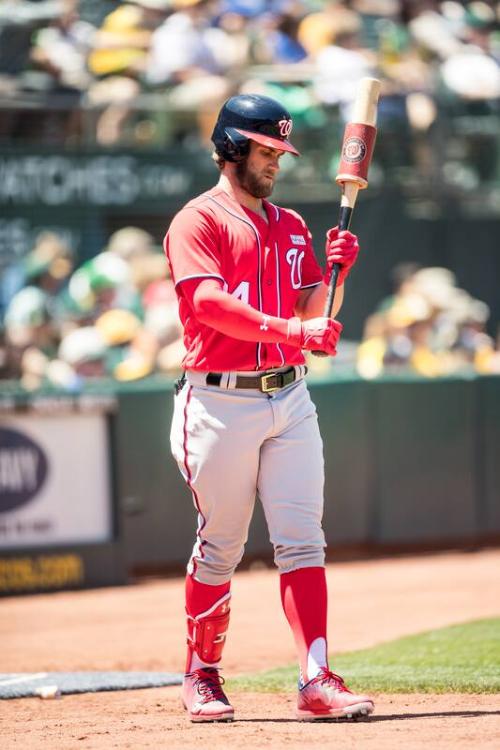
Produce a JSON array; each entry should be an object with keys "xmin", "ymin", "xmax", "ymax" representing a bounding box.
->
[{"xmin": 206, "ymin": 366, "xmax": 302, "ymax": 393}]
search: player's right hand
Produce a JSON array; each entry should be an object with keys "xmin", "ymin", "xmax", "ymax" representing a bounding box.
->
[{"xmin": 287, "ymin": 317, "xmax": 343, "ymax": 355}]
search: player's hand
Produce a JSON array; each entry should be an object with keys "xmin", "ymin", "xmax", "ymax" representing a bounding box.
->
[
  {"xmin": 324, "ymin": 226, "xmax": 359, "ymax": 286},
  {"xmin": 287, "ymin": 317, "xmax": 343, "ymax": 356}
]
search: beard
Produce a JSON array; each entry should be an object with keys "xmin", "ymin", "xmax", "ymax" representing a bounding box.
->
[{"xmin": 235, "ymin": 159, "xmax": 274, "ymax": 198}]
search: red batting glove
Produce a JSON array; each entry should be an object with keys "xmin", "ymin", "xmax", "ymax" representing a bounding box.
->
[
  {"xmin": 324, "ymin": 226, "xmax": 360, "ymax": 286},
  {"xmin": 287, "ymin": 317, "xmax": 343, "ymax": 356}
]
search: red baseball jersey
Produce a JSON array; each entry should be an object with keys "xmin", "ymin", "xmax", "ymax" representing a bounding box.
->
[{"xmin": 164, "ymin": 186, "xmax": 323, "ymax": 371}]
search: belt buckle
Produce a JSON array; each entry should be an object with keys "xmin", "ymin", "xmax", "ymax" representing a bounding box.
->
[{"xmin": 261, "ymin": 371, "xmax": 280, "ymax": 393}]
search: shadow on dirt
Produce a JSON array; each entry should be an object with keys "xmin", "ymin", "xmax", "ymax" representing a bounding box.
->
[
  {"xmin": 235, "ymin": 709, "xmax": 500, "ymax": 723},
  {"xmin": 362, "ymin": 710, "xmax": 500, "ymax": 722}
]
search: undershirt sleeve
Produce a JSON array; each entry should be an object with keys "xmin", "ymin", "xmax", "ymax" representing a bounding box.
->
[{"xmin": 164, "ymin": 207, "xmax": 223, "ymax": 287}]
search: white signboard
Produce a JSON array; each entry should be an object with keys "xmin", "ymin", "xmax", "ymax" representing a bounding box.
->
[{"xmin": 0, "ymin": 414, "xmax": 112, "ymax": 549}]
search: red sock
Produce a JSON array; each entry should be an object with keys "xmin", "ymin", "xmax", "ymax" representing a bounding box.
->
[
  {"xmin": 280, "ymin": 567, "xmax": 328, "ymax": 682},
  {"xmin": 185, "ymin": 574, "xmax": 231, "ymax": 617}
]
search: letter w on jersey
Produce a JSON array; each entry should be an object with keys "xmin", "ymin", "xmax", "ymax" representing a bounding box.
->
[{"xmin": 286, "ymin": 248, "xmax": 305, "ymax": 290}]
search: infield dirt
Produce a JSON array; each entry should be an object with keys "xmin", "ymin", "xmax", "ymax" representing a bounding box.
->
[{"xmin": 2, "ymin": 548, "xmax": 500, "ymax": 749}]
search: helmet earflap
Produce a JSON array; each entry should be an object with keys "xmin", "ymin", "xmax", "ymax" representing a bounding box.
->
[{"xmin": 222, "ymin": 127, "xmax": 251, "ymax": 162}]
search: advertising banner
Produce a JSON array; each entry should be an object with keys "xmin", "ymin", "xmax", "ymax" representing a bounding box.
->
[{"xmin": 0, "ymin": 414, "xmax": 112, "ymax": 549}]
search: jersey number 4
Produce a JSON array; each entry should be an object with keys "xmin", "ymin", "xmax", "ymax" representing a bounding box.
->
[{"xmin": 224, "ymin": 280, "xmax": 250, "ymax": 304}]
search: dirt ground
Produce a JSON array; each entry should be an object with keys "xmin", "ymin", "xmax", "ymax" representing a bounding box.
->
[{"xmin": 2, "ymin": 548, "xmax": 500, "ymax": 749}]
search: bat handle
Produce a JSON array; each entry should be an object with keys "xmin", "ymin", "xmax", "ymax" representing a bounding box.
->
[
  {"xmin": 323, "ymin": 204, "xmax": 353, "ymax": 317},
  {"xmin": 311, "ymin": 202, "xmax": 354, "ymax": 358}
]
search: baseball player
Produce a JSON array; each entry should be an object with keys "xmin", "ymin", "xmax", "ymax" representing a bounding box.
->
[{"xmin": 164, "ymin": 94, "xmax": 374, "ymax": 722}]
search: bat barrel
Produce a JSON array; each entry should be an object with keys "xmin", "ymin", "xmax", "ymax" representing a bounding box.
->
[
  {"xmin": 336, "ymin": 78, "xmax": 381, "ymax": 189},
  {"xmin": 352, "ymin": 77, "xmax": 381, "ymax": 126}
]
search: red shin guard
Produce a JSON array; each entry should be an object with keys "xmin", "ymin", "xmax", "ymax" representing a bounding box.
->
[{"xmin": 185, "ymin": 576, "xmax": 231, "ymax": 671}]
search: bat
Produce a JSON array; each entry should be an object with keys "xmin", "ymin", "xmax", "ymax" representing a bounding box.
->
[{"xmin": 313, "ymin": 77, "xmax": 381, "ymax": 357}]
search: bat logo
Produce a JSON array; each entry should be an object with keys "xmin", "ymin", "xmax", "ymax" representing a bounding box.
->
[
  {"xmin": 342, "ymin": 136, "xmax": 367, "ymax": 164},
  {"xmin": 278, "ymin": 119, "xmax": 293, "ymax": 138}
]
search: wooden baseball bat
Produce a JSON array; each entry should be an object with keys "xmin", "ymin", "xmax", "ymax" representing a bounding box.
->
[{"xmin": 313, "ymin": 77, "xmax": 381, "ymax": 357}]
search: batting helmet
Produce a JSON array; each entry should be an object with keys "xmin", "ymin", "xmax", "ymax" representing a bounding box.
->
[{"xmin": 211, "ymin": 94, "xmax": 300, "ymax": 162}]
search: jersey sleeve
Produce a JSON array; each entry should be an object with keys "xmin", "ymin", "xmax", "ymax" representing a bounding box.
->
[{"xmin": 164, "ymin": 207, "xmax": 224, "ymax": 287}]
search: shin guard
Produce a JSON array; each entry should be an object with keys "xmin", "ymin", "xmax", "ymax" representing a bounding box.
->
[{"xmin": 187, "ymin": 592, "xmax": 231, "ymax": 666}]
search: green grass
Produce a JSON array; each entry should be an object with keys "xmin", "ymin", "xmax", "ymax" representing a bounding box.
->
[{"xmin": 228, "ymin": 618, "xmax": 500, "ymax": 694}]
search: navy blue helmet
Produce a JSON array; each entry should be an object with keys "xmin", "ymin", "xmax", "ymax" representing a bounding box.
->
[{"xmin": 211, "ymin": 94, "xmax": 300, "ymax": 162}]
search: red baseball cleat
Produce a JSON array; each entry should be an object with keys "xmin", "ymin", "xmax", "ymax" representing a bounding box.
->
[
  {"xmin": 182, "ymin": 667, "xmax": 234, "ymax": 722},
  {"xmin": 296, "ymin": 668, "xmax": 374, "ymax": 721}
]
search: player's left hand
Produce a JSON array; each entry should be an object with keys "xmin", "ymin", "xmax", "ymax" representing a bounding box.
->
[{"xmin": 324, "ymin": 226, "xmax": 359, "ymax": 286}]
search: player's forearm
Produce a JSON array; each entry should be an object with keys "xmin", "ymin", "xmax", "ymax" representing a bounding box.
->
[
  {"xmin": 190, "ymin": 283, "xmax": 291, "ymax": 343},
  {"xmin": 295, "ymin": 281, "xmax": 344, "ymax": 320}
]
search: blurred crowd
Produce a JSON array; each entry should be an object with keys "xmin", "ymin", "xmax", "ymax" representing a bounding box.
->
[
  {"xmin": 355, "ymin": 262, "xmax": 500, "ymax": 377},
  {"xmin": 0, "ymin": 0, "xmax": 499, "ymax": 147},
  {"xmin": 1, "ymin": 0, "xmax": 499, "ymax": 387},
  {"xmin": 0, "ymin": 227, "xmax": 185, "ymax": 389},
  {"xmin": 1, "ymin": 227, "xmax": 499, "ymax": 389}
]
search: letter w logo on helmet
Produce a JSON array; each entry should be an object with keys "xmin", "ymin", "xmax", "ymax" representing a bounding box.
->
[{"xmin": 279, "ymin": 119, "xmax": 293, "ymax": 138}]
